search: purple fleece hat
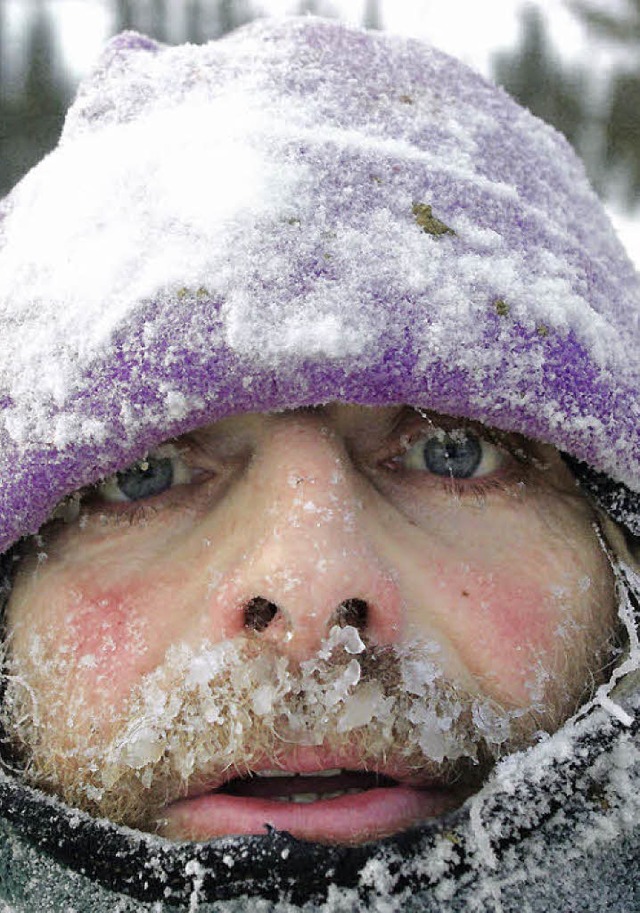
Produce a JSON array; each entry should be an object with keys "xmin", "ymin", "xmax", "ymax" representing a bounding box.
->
[{"xmin": 0, "ymin": 16, "xmax": 638, "ymax": 552}]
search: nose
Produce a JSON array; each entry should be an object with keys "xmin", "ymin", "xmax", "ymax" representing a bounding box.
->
[{"xmin": 195, "ymin": 417, "xmax": 404, "ymax": 661}]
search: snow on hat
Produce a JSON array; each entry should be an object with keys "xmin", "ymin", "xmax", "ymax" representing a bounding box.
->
[{"xmin": 0, "ymin": 16, "xmax": 638, "ymax": 551}]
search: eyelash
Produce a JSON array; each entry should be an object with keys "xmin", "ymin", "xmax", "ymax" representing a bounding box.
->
[
  {"xmin": 97, "ymin": 502, "xmax": 162, "ymax": 527},
  {"xmin": 72, "ymin": 490, "xmax": 165, "ymax": 527},
  {"xmin": 377, "ymin": 422, "xmax": 528, "ymax": 499},
  {"xmin": 71, "ymin": 457, "xmax": 201, "ymax": 527},
  {"xmin": 64, "ymin": 417, "xmax": 531, "ymax": 529}
]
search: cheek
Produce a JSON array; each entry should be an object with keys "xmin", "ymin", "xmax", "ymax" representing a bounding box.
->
[
  {"xmin": 63, "ymin": 582, "xmax": 152, "ymax": 696},
  {"xmin": 13, "ymin": 567, "xmax": 181, "ymax": 722},
  {"xmin": 405, "ymin": 555, "xmax": 587, "ymax": 707},
  {"xmin": 449, "ymin": 568, "xmax": 558, "ymax": 702}
]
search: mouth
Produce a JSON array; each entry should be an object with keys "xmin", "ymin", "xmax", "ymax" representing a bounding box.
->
[{"xmin": 158, "ymin": 751, "xmax": 470, "ymax": 845}]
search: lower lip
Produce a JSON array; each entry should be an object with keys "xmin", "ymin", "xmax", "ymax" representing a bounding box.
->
[{"xmin": 159, "ymin": 786, "xmax": 462, "ymax": 845}]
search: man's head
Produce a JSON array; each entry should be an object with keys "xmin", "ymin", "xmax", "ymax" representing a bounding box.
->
[
  {"xmin": 2, "ymin": 404, "xmax": 618, "ymax": 843},
  {"xmin": 0, "ymin": 16, "xmax": 637, "ymax": 911}
]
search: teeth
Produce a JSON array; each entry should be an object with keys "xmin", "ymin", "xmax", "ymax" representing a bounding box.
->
[
  {"xmin": 256, "ymin": 768, "xmax": 344, "ymax": 779},
  {"xmin": 273, "ymin": 788, "xmax": 364, "ymax": 804},
  {"xmin": 301, "ymin": 768, "xmax": 342, "ymax": 778},
  {"xmin": 256, "ymin": 769, "xmax": 296, "ymax": 778}
]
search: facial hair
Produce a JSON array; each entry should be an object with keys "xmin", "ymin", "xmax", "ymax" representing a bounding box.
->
[{"xmin": 0, "ymin": 624, "xmax": 585, "ymax": 835}]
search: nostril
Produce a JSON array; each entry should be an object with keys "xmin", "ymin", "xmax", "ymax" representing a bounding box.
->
[
  {"xmin": 243, "ymin": 596, "xmax": 279, "ymax": 633},
  {"xmin": 333, "ymin": 598, "xmax": 369, "ymax": 630}
]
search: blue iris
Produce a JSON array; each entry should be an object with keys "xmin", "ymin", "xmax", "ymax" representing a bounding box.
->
[
  {"xmin": 423, "ymin": 433, "xmax": 482, "ymax": 478},
  {"xmin": 116, "ymin": 456, "xmax": 174, "ymax": 501}
]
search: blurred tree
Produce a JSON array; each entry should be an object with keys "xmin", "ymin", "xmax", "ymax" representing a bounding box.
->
[
  {"xmin": 0, "ymin": 0, "xmax": 73, "ymax": 196},
  {"xmin": 185, "ymin": 0, "xmax": 207, "ymax": 43},
  {"xmin": 568, "ymin": 0, "xmax": 640, "ymax": 43},
  {"xmin": 0, "ymin": 0, "xmax": 4, "ymax": 90},
  {"xmin": 296, "ymin": 0, "xmax": 338, "ymax": 14},
  {"xmin": 151, "ymin": 0, "xmax": 170, "ymax": 42},
  {"xmin": 114, "ymin": 0, "xmax": 254, "ymax": 43},
  {"xmin": 492, "ymin": 5, "xmax": 589, "ymax": 162},
  {"xmin": 494, "ymin": 1, "xmax": 640, "ymax": 209},
  {"xmin": 115, "ymin": 0, "xmax": 136, "ymax": 31},
  {"xmin": 568, "ymin": 0, "xmax": 640, "ymax": 208},
  {"xmin": 363, "ymin": 0, "xmax": 383, "ymax": 30},
  {"xmin": 217, "ymin": 0, "xmax": 250, "ymax": 34}
]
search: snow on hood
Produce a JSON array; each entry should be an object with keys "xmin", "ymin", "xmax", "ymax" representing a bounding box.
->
[{"xmin": 0, "ymin": 16, "xmax": 638, "ymax": 553}]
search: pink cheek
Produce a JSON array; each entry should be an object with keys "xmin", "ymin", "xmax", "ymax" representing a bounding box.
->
[
  {"xmin": 440, "ymin": 567, "xmax": 560, "ymax": 705},
  {"xmin": 59, "ymin": 580, "xmax": 155, "ymax": 712}
]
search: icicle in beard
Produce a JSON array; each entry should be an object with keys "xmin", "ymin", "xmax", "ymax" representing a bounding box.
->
[{"xmin": 0, "ymin": 620, "xmax": 574, "ymax": 837}]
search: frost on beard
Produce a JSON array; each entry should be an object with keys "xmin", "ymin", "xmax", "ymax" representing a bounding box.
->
[{"xmin": 0, "ymin": 623, "xmax": 537, "ymax": 832}]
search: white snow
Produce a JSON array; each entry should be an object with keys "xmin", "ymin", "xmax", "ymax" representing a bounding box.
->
[{"xmin": 0, "ymin": 18, "xmax": 634, "ymax": 501}]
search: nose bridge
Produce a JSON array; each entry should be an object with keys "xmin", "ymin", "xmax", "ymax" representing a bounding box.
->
[
  {"xmin": 265, "ymin": 419, "xmax": 358, "ymax": 548},
  {"xmin": 203, "ymin": 417, "xmax": 404, "ymax": 659}
]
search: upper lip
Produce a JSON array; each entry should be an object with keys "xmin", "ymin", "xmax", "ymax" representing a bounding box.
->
[{"xmin": 181, "ymin": 746, "xmax": 447, "ymax": 799}]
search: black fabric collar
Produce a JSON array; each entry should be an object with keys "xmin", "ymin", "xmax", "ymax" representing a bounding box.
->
[{"xmin": 563, "ymin": 455, "xmax": 640, "ymax": 538}]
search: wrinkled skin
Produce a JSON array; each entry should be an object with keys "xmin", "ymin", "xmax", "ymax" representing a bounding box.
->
[{"xmin": 4, "ymin": 405, "xmax": 617, "ymax": 845}]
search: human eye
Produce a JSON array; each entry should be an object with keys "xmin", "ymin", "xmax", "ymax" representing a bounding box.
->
[
  {"xmin": 97, "ymin": 444, "xmax": 192, "ymax": 504},
  {"xmin": 401, "ymin": 427, "xmax": 505, "ymax": 480}
]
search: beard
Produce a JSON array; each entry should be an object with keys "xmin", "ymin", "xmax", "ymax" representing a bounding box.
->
[{"xmin": 0, "ymin": 622, "xmax": 600, "ymax": 836}]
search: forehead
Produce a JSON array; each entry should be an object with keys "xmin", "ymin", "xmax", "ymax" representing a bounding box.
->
[
  {"xmin": 186, "ymin": 404, "xmax": 402, "ymax": 439},
  {"xmin": 176, "ymin": 403, "xmax": 535, "ymax": 452}
]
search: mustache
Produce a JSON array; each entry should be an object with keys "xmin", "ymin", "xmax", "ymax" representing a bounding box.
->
[{"xmin": 2, "ymin": 625, "xmax": 537, "ymax": 831}]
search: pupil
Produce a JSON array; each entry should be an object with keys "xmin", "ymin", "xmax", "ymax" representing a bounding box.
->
[
  {"xmin": 116, "ymin": 457, "xmax": 174, "ymax": 501},
  {"xmin": 423, "ymin": 433, "xmax": 482, "ymax": 478}
]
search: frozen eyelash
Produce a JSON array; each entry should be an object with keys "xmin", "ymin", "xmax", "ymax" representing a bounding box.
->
[
  {"xmin": 49, "ymin": 492, "xmax": 83, "ymax": 524},
  {"xmin": 409, "ymin": 406, "xmax": 544, "ymax": 469},
  {"xmin": 97, "ymin": 504, "xmax": 161, "ymax": 528}
]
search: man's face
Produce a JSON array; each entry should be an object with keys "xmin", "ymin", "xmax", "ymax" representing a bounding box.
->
[{"xmin": 3, "ymin": 405, "xmax": 616, "ymax": 845}]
